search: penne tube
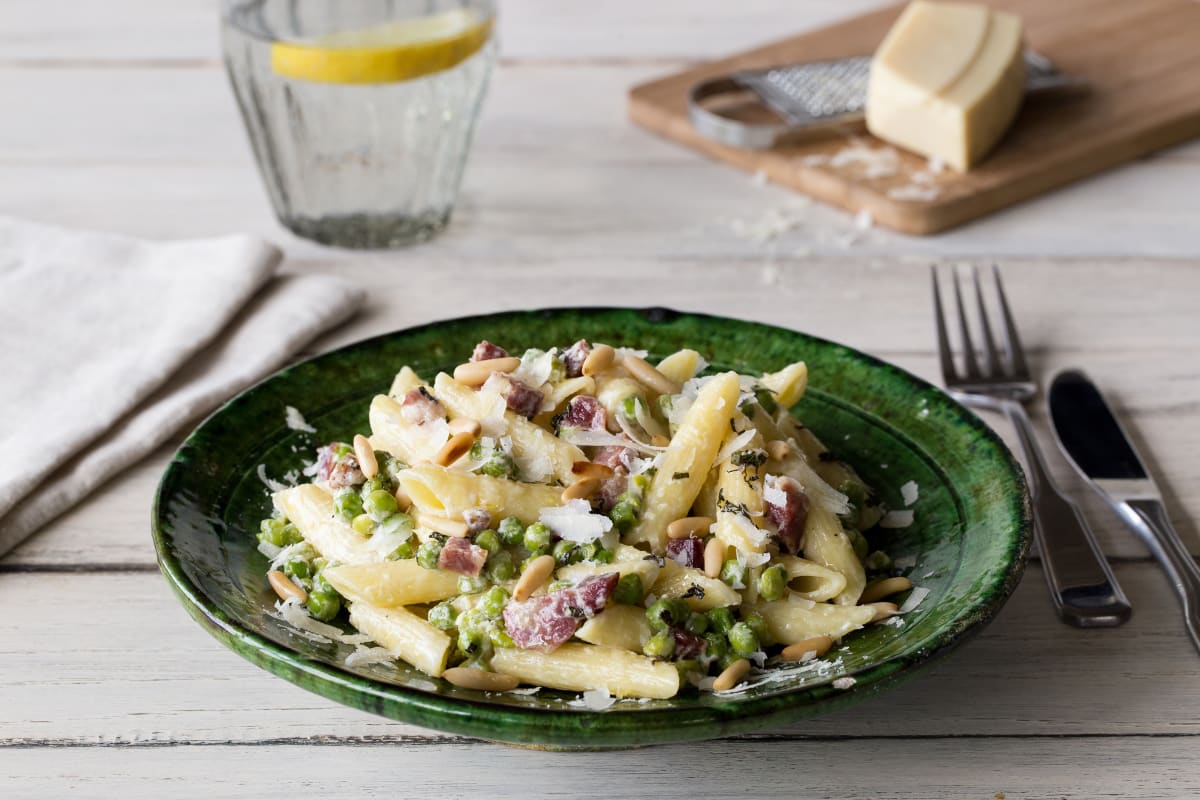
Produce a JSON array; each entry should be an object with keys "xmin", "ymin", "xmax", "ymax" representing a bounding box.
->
[
  {"xmin": 388, "ymin": 365, "xmax": 426, "ymax": 399},
  {"xmin": 713, "ymin": 425, "xmax": 769, "ymax": 555},
  {"xmin": 575, "ymin": 605, "xmax": 652, "ymax": 653},
  {"xmin": 397, "ymin": 464, "xmax": 562, "ymax": 523},
  {"xmin": 651, "ymin": 558, "xmax": 741, "ymax": 611},
  {"xmin": 491, "ymin": 643, "xmax": 679, "ymax": 699},
  {"xmin": 629, "ymin": 371, "xmax": 742, "ymax": 552},
  {"xmin": 749, "ymin": 597, "xmax": 876, "ymax": 645},
  {"xmin": 323, "ymin": 561, "xmax": 462, "ymax": 607},
  {"xmin": 802, "ymin": 504, "xmax": 866, "ymax": 605},
  {"xmin": 556, "ymin": 556, "xmax": 660, "ymax": 593},
  {"xmin": 541, "ymin": 375, "xmax": 596, "ymax": 414},
  {"xmin": 655, "ymin": 349, "xmax": 706, "ymax": 384},
  {"xmin": 759, "ymin": 361, "xmax": 808, "ymax": 408},
  {"xmin": 776, "ymin": 555, "xmax": 847, "ymax": 603},
  {"xmin": 273, "ymin": 484, "xmax": 381, "ymax": 565},
  {"xmin": 368, "ymin": 393, "xmax": 450, "ymax": 465},
  {"xmin": 348, "ymin": 602, "xmax": 452, "ymax": 678}
]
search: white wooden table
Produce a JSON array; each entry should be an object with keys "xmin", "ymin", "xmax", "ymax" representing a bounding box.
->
[{"xmin": 3, "ymin": 2, "xmax": 1199, "ymax": 797}]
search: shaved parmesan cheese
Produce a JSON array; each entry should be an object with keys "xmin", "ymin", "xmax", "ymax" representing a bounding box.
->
[
  {"xmin": 268, "ymin": 540, "xmax": 313, "ymax": 571},
  {"xmin": 730, "ymin": 512, "xmax": 769, "ymax": 549},
  {"xmin": 257, "ymin": 464, "xmax": 290, "ymax": 492},
  {"xmin": 832, "ymin": 676, "xmax": 857, "ymax": 690},
  {"xmin": 559, "ymin": 428, "xmax": 665, "ymax": 456},
  {"xmin": 344, "ymin": 645, "xmax": 396, "ymax": 668},
  {"xmin": 510, "ymin": 348, "xmax": 558, "ymax": 390},
  {"xmin": 777, "ymin": 451, "xmax": 849, "ymax": 515},
  {"xmin": 284, "ymin": 406, "xmax": 316, "ymax": 433},
  {"xmin": 880, "ymin": 509, "xmax": 914, "ymax": 529},
  {"xmin": 715, "ymin": 428, "xmax": 757, "ymax": 466},
  {"xmin": 666, "ymin": 394, "xmax": 694, "ymax": 430},
  {"xmin": 539, "ymin": 499, "xmax": 614, "ymax": 543},
  {"xmin": 901, "ymin": 480, "xmax": 919, "ymax": 507},
  {"xmin": 614, "ymin": 347, "xmax": 649, "ymax": 361},
  {"xmin": 898, "ymin": 585, "xmax": 930, "ymax": 614},
  {"xmin": 257, "ymin": 540, "xmax": 283, "ymax": 560},
  {"xmin": 275, "ymin": 598, "xmax": 372, "ymax": 645},
  {"xmin": 762, "ymin": 475, "xmax": 787, "ymax": 508},
  {"xmin": 570, "ymin": 687, "xmax": 616, "ymax": 710}
]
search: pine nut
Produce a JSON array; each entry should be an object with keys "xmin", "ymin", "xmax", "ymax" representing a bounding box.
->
[
  {"xmin": 712, "ymin": 658, "xmax": 751, "ymax": 692},
  {"xmin": 765, "ymin": 440, "xmax": 791, "ymax": 461},
  {"xmin": 667, "ymin": 516, "xmax": 715, "ymax": 539},
  {"xmin": 267, "ymin": 570, "xmax": 307, "ymax": 603},
  {"xmin": 868, "ymin": 601, "xmax": 900, "ymax": 623},
  {"xmin": 860, "ymin": 576, "xmax": 913, "ymax": 604},
  {"xmin": 581, "ymin": 343, "xmax": 615, "ymax": 376},
  {"xmin": 780, "ymin": 635, "xmax": 834, "ymax": 662},
  {"xmin": 442, "ymin": 667, "xmax": 521, "ymax": 692},
  {"xmin": 703, "ymin": 537, "xmax": 726, "ymax": 578},
  {"xmin": 571, "ymin": 460, "xmax": 615, "ymax": 480},
  {"xmin": 353, "ymin": 434, "xmax": 378, "ymax": 480},
  {"xmin": 434, "ymin": 431, "xmax": 476, "ymax": 467},
  {"xmin": 448, "ymin": 417, "xmax": 482, "ymax": 437},
  {"xmin": 514, "ymin": 554, "xmax": 556, "ymax": 601},
  {"xmin": 622, "ymin": 354, "xmax": 681, "ymax": 396},
  {"xmin": 419, "ymin": 513, "xmax": 469, "ymax": 538},
  {"xmin": 562, "ymin": 476, "xmax": 601, "ymax": 502},
  {"xmin": 650, "ymin": 434, "xmax": 671, "ymax": 447},
  {"xmin": 453, "ymin": 356, "xmax": 521, "ymax": 387}
]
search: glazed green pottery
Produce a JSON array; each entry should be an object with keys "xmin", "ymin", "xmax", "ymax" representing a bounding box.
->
[{"xmin": 152, "ymin": 307, "xmax": 1031, "ymax": 750}]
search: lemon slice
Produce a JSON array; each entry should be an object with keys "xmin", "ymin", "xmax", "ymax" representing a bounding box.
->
[{"xmin": 271, "ymin": 9, "xmax": 492, "ymax": 85}]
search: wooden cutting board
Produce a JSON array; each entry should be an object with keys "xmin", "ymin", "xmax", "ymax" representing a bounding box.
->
[{"xmin": 628, "ymin": 0, "xmax": 1200, "ymax": 235}]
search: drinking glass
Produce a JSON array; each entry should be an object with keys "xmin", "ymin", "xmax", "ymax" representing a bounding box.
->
[{"xmin": 221, "ymin": 0, "xmax": 496, "ymax": 249}]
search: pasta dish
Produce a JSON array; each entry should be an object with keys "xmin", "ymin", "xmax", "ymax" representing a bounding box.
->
[{"xmin": 255, "ymin": 339, "xmax": 916, "ymax": 700}]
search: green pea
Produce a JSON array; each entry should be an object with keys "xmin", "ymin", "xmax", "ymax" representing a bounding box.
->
[
  {"xmin": 351, "ymin": 513, "xmax": 376, "ymax": 535},
  {"xmin": 646, "ymin": 597, "xmax": 689, "ymax": 632},
  {"xmin": 704, "ymin": 632, "xmax": 730, "ymax": 662},
  {"xmin": 591, "ymin": 546, "xmax": 614, "ymax": 564},
  {"xmin": 479, "ymin": 453, "xmax": 516, "ymax": 479},
  {"xmin": 479, "ymin": 586, "xmax": 510, "ymax": 617},
  {"xmin": 282, "ymin": 558, "xmax": 311, "ymax": 580},
  {"xmin": 758, "ymin": 564, "xmax": 788, "ymax": 602},
  {"xmin": 609, "ymin": 495, "xmax": 640, "ymax": 532},
  {"xmin": 613, "ymin": 573, "xmax": 644, "ymax": 605},
  {"xmin": 523, "ymin": 522, "xmax": 552, "ymax": 552},
  {"xmin": 684, "ymin": 612, "xmax": 709, "ymax": 635},
  {"xmin": 474, "ymin": 529, "xmax": 501, "ymax": 554},
  {"xmin": 281, "ymin": 523, "xmax": 303, "ymax": 546},
  {"xmin": 457, "ymin": 626, "xmax": 492, "ymax": 659},
  {"xmin": 497, "ymin": 516, "xmax": 525, "ymax": 546},
  {"xmin": 705, "ymin": 607, "xmax": 736, "ymax": 634},
  {"xmin": 720, "ymin": 558, "xmax": 747, "ymax": 587},
  {"xmin": 334, "ymin": 490, "xmax": 363, "ymax": 521},
  {"xmin": 546, "ymin": 580, "xmax": 572, "ymax": 593},
  {"xmin": 847, "ymin": 528, "xmax": 870, "ymax": 561},
  {"xmin": 387, "ymin": 539, "xmax": 415, "ymax": 561},
  {"xmin": 489, "ymin": 627, "xmax": 515, "ymax": 649},
  {"xmin": 574, "ymin": 541, "xmax": 598, "ymax": 563},
  {"xmin": 486, "ymin": 550, "xmax": 516, "ymax": 583},
  {"xmin": 380, "ymin": 453, "xmax": 407, "ymax": 482},
  {"xmin": 643, "ymin": 629, "xmax": 676, "ymax": 659},
  {"xmin": 619, "ymin": 395, "xmax": 643, "ymax": 422},
  {"xmin": 552, "ymin": 539, "xmax": 578, "ymax": 566},
  {"xmin": 727, "ymin": 622, "xmax": 759, "ymax": 656},
  {"xmin": 416, "ymin": 538, "xmax": 444, "ymax": 570},
  {"xmin": 864, "ymin": 550, "xmax": 893, "ymax": 572},
  {"xmin": 258, "ymin": 518, "xmax": 289, "ymax": 547},
  {"xmin": 741, "ymin": 610, "xmax": 770, "ymax": 645},
  {"xmin": 310, "ymin": 570, "xmax": 335, "ymax": 596},
  {"xmin": 753, "ymin": 386, "xmax": 779, "ymax": 415},
  {"xmin": 456, "ymin": 608, "xmax": 488, "ymax": 635},
  {"xmin": 458, "ymin": 576, "xmax": 488, "ymax": 595},
  {"xmin": 332, "ymin": 442, "xmax": 353, "ymax": 460},
  {"xmin": 364, "ymin": 489, "xmax": 399, "ymax": 520},
  {"xmin": 376, "ymin": 512, "xmax": 414, "ymax": 537},
  {"xmin": 427, "ymin": 601, "xmax": 458, "ymax": 631},
  {"xmin": 307, "ymin": 591, "xmax": 340, "ymax": 621},
  {"xmin": 360, "ymin": 476, "xmax": 387, "ymax": 497},
  {"xmin": 674, "ymin": 659, "xmax": 702, "ymax": 681}
]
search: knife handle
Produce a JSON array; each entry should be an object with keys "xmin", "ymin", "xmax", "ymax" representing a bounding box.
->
[
  {"xmin": 1002, "ymin": 401, "xmax": 1133, "ymax": 627},
  {"xmin": 1116, "ymin": 499, "xmax": 1200, "ymax": 654}
]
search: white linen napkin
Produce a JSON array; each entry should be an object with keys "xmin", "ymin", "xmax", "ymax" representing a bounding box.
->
[{"xmin": 0, "ymin": 216, "xmax": 365, "ymax": 556}]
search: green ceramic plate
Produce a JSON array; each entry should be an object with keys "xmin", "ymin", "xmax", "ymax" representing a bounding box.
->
[{"xmin": 153, "ymin": 307, "xmax": 1031, "ymax": 749}]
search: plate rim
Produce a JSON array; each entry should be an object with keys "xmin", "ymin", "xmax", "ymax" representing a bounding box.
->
[{"xmin": 152, "ymin": 305, "xmax": 1032, "ymax": 748}]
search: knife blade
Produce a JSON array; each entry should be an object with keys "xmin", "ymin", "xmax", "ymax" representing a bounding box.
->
[{"xmin": 1049, "ymin": 369, "xmax": 1200, "ymax": 654}]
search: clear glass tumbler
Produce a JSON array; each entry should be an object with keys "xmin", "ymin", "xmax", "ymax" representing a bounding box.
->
[{"xmin": 221, "ymin": 0, "xmax": 496, "ymax": 249}]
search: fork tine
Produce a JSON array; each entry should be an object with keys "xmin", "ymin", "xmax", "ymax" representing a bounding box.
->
[
  {"xmin": 952, "ymin": 268, "xmax": 982, "ymax": 379},
  {"xmin": 971, "ymin": 265, "xmax": 1000, "ymax": 376},
  {"xmin": 991, "ymin": 264, "xmax": 1031, "ymax": 379},
  {"xmin": 930, "ymin": 267, "xmax": 958, "ymax": 385}
]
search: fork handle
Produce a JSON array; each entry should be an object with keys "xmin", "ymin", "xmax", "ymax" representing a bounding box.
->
[{"xmin": 1000, "ymin": 399, "xmax": 1133, "ymax": 627}]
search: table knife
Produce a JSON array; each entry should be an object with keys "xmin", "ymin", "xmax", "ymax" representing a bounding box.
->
[{"xmin": 1048, "ymin": 369, "xmax": 1200, "ymax": 654}]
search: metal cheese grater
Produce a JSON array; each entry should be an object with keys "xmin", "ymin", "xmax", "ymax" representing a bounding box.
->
[{"xmin": 689, "ymin": 51, "xmax": 1083, "ymax": 149}]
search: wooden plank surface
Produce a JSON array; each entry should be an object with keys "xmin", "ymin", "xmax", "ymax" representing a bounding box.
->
[{"xmin": 629, "ymin": 0, "xmax": 1200, "ymax": 234}]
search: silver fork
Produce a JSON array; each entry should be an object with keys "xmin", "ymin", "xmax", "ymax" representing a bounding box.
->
[{"xmin": 932, "ymin": 265, "xmax": 1131, "ymax": 627}]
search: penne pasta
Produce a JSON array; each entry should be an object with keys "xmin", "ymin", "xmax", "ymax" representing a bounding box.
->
[
  {"xmin": 348, "ymin": 602, "xmax": 452, "ymax": 678},
  {"xmin": 273, "ymin": 484, "xmax": 381, "ymax": 565},
  {"xmin": 397, "ymin": 464, "xmax": 562, "ymax": 523},
  {"xmin": 368, "ymin": 393, "xmax": 450, "ymax": 465},
  {"xmin": 491, "ymin": 642, "xmax": 679, "ymax": 699},
  {"xmin": 749, "ymin": 597, "xmax": 876, "ymax": 645},
  {"xmin": 652, "ymin": 558, "xmax": 741, "ymax": 611},
  {"xmin": 323, "ymin": 561, "xmax": 462, "ymax": 607},
  {"xmin": 759, "ymin": 361, "xmax": 808, "ymax": 408},
  {"xmin": 802, "ymin": 504, "xmax": 867, "ymax": 605},
  {"xmin": 655, "ymin": 349, "xmax": 706, "ymax": 385},
  {"xmin": 777, "ymin": 555, "xmax": 848, "ymax": 603},
  {"xmin": 713, "ymin": 424, "xmax": 769, "ymax": 555},
  {"xmin": 574, "ymin": 605, "xmax": 652, "ymax": 652}
]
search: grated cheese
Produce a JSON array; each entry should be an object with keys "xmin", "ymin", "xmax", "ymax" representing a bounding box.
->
[
  {"xmin": 559, "ymin": 428, "xmax": 665, "ymax": 456},
  {"xmin": 344, "ymin": 645, "xmax": 396, "ymax": 668},
  {"xmin": 901, "ymin": 480, "xmax": 919, "ymax": 507},
  {"xmin": 715, "ymin": 428, "xmax": 758, "ymax": 466},
  {"xmin": 569, "ymin": 687, "xmax": 616, "ymax": 711},
  {"xmin": 539, "ymin": 499, "xmax": 614, "ymax": 543},
  {"xmin": 880, "ymin": 509, "xmax": 914, "ymax": 529},
  {"xmin": 898, "ymin": 585, "xmax": 930, "ymax": 614},
  {"xmin": 832, "ymin": 676, "xmax": 857, "ymax": 690},
  {"xmin": 256, "ymin": 464, "xmax": 290, "ymax": 492},
  {"xmin": 284, "ymin": 405, "xmax": 316, "ymax": 433}
]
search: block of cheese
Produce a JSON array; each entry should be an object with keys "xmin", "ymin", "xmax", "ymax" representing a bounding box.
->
[{"xmin": 865, "ymin": 1, "xmax": 1025, "ymax": 171}]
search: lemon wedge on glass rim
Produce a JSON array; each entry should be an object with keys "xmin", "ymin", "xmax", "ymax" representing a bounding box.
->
[{"xmin": 270, "ymin": 9, "xmax": 493, "ymax": 85}]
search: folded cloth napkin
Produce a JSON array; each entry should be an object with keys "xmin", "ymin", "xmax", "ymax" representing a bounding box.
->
[{"xmin": 0, "ymin": 216, "xmax": 365, "ymax": 557}]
